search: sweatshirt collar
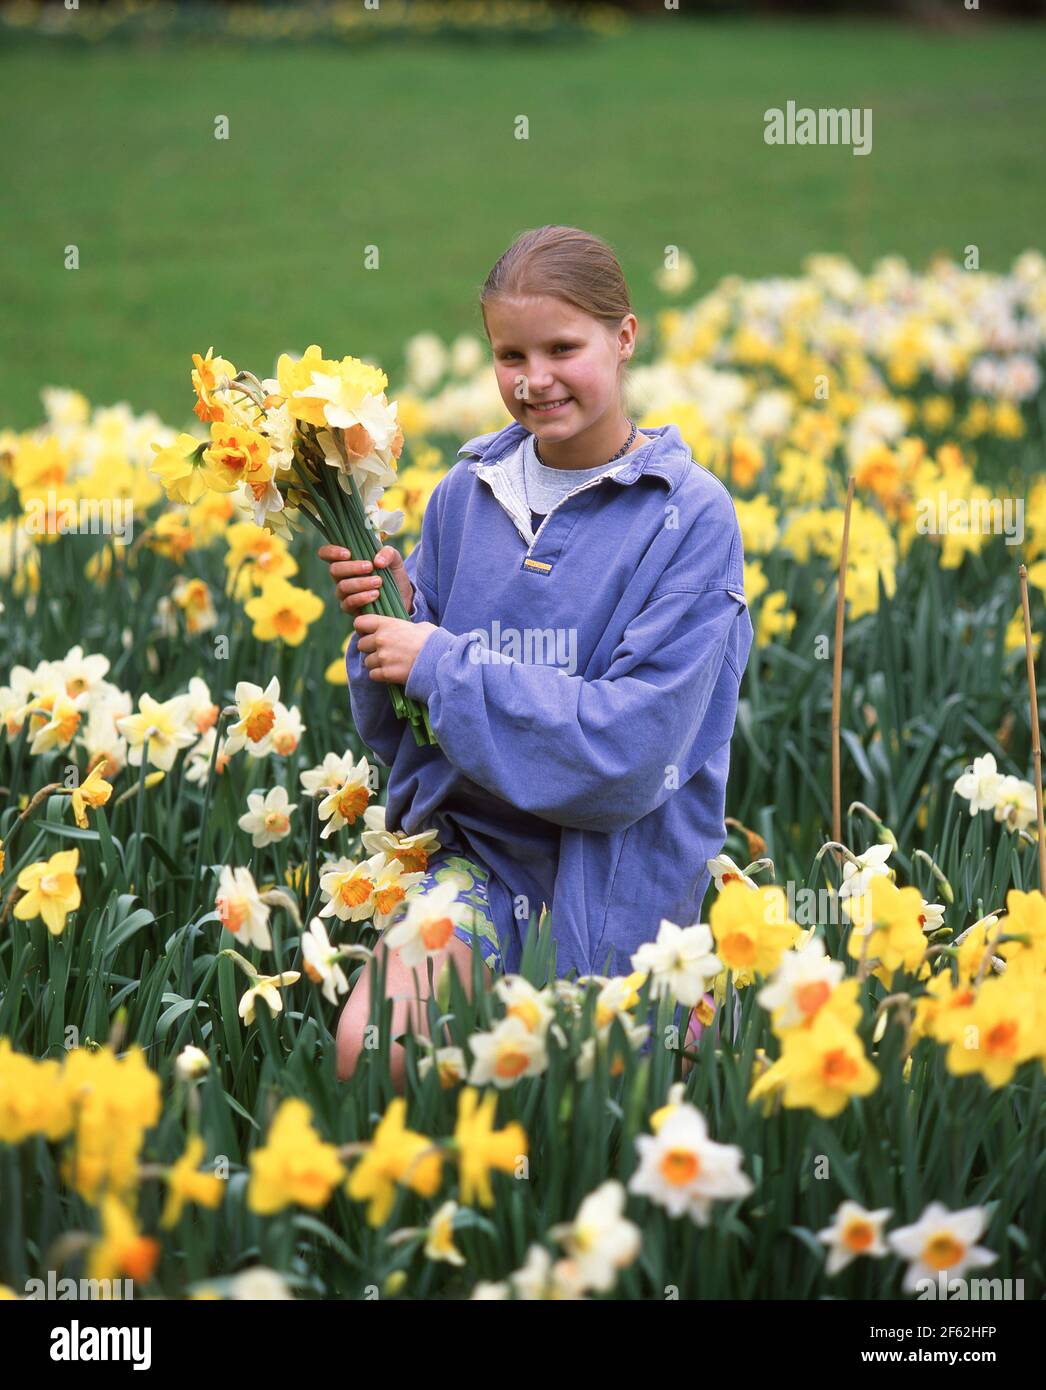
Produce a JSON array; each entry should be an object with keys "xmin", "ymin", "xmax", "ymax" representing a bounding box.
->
[{"xmin": 458, "ymin": 421, "xmax": 686, "ymax": 488}]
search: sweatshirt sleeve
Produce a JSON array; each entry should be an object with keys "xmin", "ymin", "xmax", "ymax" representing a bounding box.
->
[
  {"xmin": 402, "ymin": 581, "xmax": 751, "ymax": 834},
  {"xmin": 346, "ymin": 537, "xmax": 439, "ymax": 767}
]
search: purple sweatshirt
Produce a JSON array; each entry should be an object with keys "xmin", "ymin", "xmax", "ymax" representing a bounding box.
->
[{"xmin": 346, "ymin": 420, "xmax": 753, "ymax": 977}]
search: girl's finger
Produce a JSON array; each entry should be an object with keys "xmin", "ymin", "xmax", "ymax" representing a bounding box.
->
[
  {"xmin": 336, "ymin": 576, "xmax": 382, "ymax": 595},
  {"xmin": 341, "ymin": 590, "xmax": 379, "ymax": 612},
  {"xmin": 329, "ymin": 559, "xmax": 373, "ymax": 580}
]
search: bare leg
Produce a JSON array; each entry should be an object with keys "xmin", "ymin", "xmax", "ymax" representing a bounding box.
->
[{"xmin": 336, "ymin": 935, "xmax": 489, "ymax": 1090}]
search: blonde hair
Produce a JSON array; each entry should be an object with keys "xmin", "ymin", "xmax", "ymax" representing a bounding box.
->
[{"xmin": 480, "ymin": 225, "xmax": 633, "ymax": 334}]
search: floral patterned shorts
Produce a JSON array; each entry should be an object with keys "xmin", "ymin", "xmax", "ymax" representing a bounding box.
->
[{"xmin": 398, "ymin": 848, "xmax": 503, "ymax": 974}]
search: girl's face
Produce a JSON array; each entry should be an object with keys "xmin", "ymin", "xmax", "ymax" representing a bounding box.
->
[{"xmin": 484, "ymin": 294, "xmax": 636, "ymax": 440}]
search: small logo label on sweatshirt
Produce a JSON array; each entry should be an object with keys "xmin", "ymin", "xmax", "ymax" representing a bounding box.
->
[{"xmin": 522, "ymin": 558, "xmax": 553, "ymax": 574}]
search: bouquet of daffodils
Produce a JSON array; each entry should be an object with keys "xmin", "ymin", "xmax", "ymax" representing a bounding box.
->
[{"xmin": 151, "ymin": 346, "xmax": 435, "ymax": 745}]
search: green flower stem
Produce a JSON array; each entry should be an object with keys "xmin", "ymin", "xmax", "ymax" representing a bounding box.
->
[
  {"xmin": 131, "ymin": 749, "xmax": 151, "ymax": 898},
  {"xmin": 191, "ymin": 709, "xmax": 229, "ymax": 897}
]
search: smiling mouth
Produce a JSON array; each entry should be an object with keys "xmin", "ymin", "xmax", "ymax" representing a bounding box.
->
[{"xmin": 528, "ymin": 397, "xmax": 573, "ymax": 413}]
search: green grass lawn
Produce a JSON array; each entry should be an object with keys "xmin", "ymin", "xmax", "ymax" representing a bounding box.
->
[{"xmin": 3, "ymin": 16, "xmax": 1045, "ymax": 429}]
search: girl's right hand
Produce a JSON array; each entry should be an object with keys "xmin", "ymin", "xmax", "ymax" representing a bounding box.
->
[{"xmin": 318, "ymin": 544, "xmax": 415, "ymax": 614}]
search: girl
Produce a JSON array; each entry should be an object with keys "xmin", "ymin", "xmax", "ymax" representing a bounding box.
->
[{"xmin": 320, "ymin": 225, "xmax": 753, "ymax": 1085}]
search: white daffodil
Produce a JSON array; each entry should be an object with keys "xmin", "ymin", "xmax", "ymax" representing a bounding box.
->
[
  {"xmin": 649, "ymin": 1082, "xmax": 688, "ymax": 1132},
  {"xmin": 467, "ymin": 1015, "xmax": 549, "ymax": 1089},
  {"xmin": 838, "ymin": 842, "xmax": 894, "ymax": 919},
  {"xmin": 226, "ymin": 1267, "xmax": 294, "ymax": 1300},
  {"xmin": 918, "ymin": 901, "xmax": 947, "ymax": 933},
  {"xmin": 993, "ymin": 774, "xmax": 1037, "ymax": 832},
  {"xmin": 269, "ymin": 702, "xmax": 304, "ymax": 757},
  {"xmin": 423, "ymin": 1201, "xmax": 467, "ymax": 1266},
  {"xmin": 300, "ymin": 917, "xmax": 349, "ymax": 1005},
  {"xmin": 370, "ymin": 856, "xmax": 428, "ymax": 930},
  {"xmin": 382, "ymin": 881, "xmax": 470, "ymax": 968},
  {"xmin": 117, "ymin": 692, "xmax": 196, "ymax": 771},
  {"xmin": 215, "ymin": 864, "xmax": 272, "ymax": 951},
  {"xmin": 953, "ymin": 753, "xmax": 1004, "ymax": 815},
  {"xmin": 509, "ymin": 1244, "xmax": 587, "ymax": 1302},
  {"xmin": 299, "ymin": 749, "xmax": 357, "ymax": 798},
  {"xmin": 416, "ymin": 1044, "xmax": 468, "ymax": 1090},
  {"xmin": 549, "ymin": 1180, "xmax": 641, "ymax": 1293},
  {"xmin": 77, "ymin": 694, "xmax": 131, "ymax": 776},
  {"xmin": 628, "ymin": 1103, "xmax": 754, "ymax": 1226},
  {"xmin": 575, "ymin": 1016, "xmax": 650, "ymax": 1082},
  {"xmin": 238, "ymin": 785, "xmax": 297, "ymax": 848},
  {"xmin": 756, "ymin": 936, "xmax": 846, "ymax": 1029},
  {"xmin": 238, "ymin": 970, "xmax": 300, "ymax": 1026},
  {"xmin": 887, "ymin": 1202, "xmax": 996, "ymax": 1293},
  {"xmin": 174, "ymin": 1045, "xmax": 211, "ymax": 1082},
  {"xmin": 185, "ymin": 675, "xmax": 219, "ymax": 735},
  {"xmin": 317, "ymin": 755, "xmax": 374, "ymax": 838},
  {"xmin": 469, "ymin": 1280, "xmax": 511, "ymax": 1301},
  {"xmin": 361, "ymin": 814, "xmax": 442, "ymax": 875},
  {"xmin": 261, "ymin": 399, "xmax": 296, "ymax": 473},
  {"xmin": 816, "ymin": 1200, "xmax": 892, "ymax": 1276},
  {"xmin": 631, "ymin": 919, "xmax": 722, "ymax": 1008},
  {"xmin": 494, "ymin": 976, "xmax": 555, "ymax": 1035},
  {"xmin": 58, "ymin": 644, "xmax": 111, "ymax": 699},
  {"xmin": 707, "ymin": 853, "xmax": 757, "ymax": 890},
  {"xmin": 552, "ymin": 978, "xmax": 585, "ymax": 1016},
  {"xmin": 184, "ymin": 726, "xmax": 230, "ymax": 785},
  {"xmin": 0, "ymin": 665, "xmax": 36, "ymax": 737},
  {"xmin": 305, "ymin": 382, "xmax": 399, "ymax": 447},
  {"xmin": 318, "ymin": 854, "xmax": 381, "ymax": 924},
  {"xmin": 224, "ymin": 677, "xmax": 281, "ymax": 758},
  {"xmin": 28, "ymin": 690, "xmax": 90, "ymax": 755},
  {"xmin": 593, "ymin": 972, "xmax": 646, "ymax": 1031}
]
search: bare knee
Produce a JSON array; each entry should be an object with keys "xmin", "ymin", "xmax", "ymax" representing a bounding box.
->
[{"xmin": 335, "ymin": 937, "xmax": 489, "ymax": 1084}]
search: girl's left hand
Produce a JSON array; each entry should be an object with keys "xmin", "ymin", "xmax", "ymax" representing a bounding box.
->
[{"xmin": 352, "ymin": 614, "xmax": 438, "ymax": 685}]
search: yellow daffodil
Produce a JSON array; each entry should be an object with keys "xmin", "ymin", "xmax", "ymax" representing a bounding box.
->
[
  {"xmin": 936, "ymin": 974, "xmax": 1045, "ymax": 1088},
  {"xmin": 117, "ymin": 692, "xmax": 196, "ymax": 771},
  {"xmin": 61, "ymin": 1045, "xmax": 162, "ymax": 1201},
  {"xmin": 0, "ymin": 1040, "xmax": 71, "ymax": 1143},
  {"xmin": 998, "ymin": 889, "xmax": 1046, "ymax": 970},
  {"xmin": 346, "ymin": 1098, "xmax": 443, "ymax": 1226},
  {"xmin": 14, "ymin": 848, "xmax": 81, "ymax": 935},
  {"xmin": 224, "ymin": 522, "xmax": 298, "ymax": 598},
  {"xmin": 172, "ymin": 576, "xmax": 218, "ymax": 634},
  {"xmin": 161, "ymin": 1136, "xmax": 225, "ymax": 1228},
  {"xmin": 846, "ymin": 876, "xmax": 928, "ymax": 983},
  {"xmin": 709, "ymin": 882, "xmax": 802, "ymax": 981},
  {"xmin": 150, "ymin": 433, "xmax": 209, "ymax": 505},
  {"xmin": 202, "ymin": 420, "xmax": 269, "ymax": 490},
  {"xmin": 453, "ymin": 1087, "xmax": 527, "ymax": 1209},
  {"xmin": 191, "ymin": 347, "xmax": 238, "ymax": 424},
  {"xmin": 748, "ymin": 1007, "xmax": 879, "ymax": 1118},
  {"xmin": 87, "ymin": 1196, "xmax": 160, "ymax": 1284},
  {"xmin": 69, "ymin": 762, "xmax": 113, "ymax": 828},
  {"xmin": 244, "ymin": 575, "xmax": 324, "ymax": 647},
  {"xmin": 247, "ymin": 1099, "xmax": 345, "ymax": 1215}
]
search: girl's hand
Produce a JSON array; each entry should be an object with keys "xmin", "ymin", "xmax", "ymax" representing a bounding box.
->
[
  {"xmin": 353, "ymin": 614, "xmax": 438, "ymax": 685},
  {"xmin": 318, "ymin": 544, "xmax": 414, "ymax": 614}
]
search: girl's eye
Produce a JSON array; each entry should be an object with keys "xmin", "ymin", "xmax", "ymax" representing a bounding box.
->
[{"xmin": 499, "ymin": 345, "xmax": 573, "ymax": 362}]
